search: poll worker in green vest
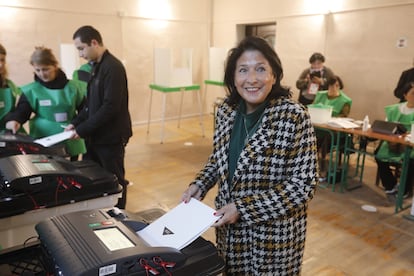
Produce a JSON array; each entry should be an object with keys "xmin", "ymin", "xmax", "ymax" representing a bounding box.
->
[
  {"xmin": 0, "ymin": 43, "xmax": 22, "ymax": 132},
  {"xmin": 376, "ymin": 81, "xmax": 414, "ymax": 200},
  {"xmin": 72, "ymin": 62, "xmax": 92, "ymax": 96},
  {"xmin": 313, "ymin": 75, "xmax": 352, "ymax": 117},
  {"xmin": 5, "ymin": 46, "xmax": 86, "ymax": 160},
  {"xmin": 313, "ymin": 75, "xmax": 352, "ymax": 180}
]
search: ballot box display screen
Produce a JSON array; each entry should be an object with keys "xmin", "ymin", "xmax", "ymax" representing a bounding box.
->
[
  {"xmin": 33, "ymin": 161, "xmax": 56, "ymax": 171},
  {"xmin": 94, "ymin": 227, "xmax": 135, "ymax": 251}
]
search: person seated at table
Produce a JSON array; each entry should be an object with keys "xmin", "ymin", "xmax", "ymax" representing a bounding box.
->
[
  {"xmin": 313, "ymin": 75, "xmax": 352, "ymax": 117},
  {"xmin": 375, "ymin": 82, "xmax": 414, "ymax": 200},
  {"xmin": 313, "ymin": 76, "xmax": 352, "ymax": 179}
]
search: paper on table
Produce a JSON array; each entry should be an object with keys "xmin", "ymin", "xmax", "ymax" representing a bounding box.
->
[
  {"xmin": 327, "ymin": 118, "xmax": 360, "ymax": 129},
  {"xmin": 34, "ymin": 130, "xmax": 74, "ymax": 147},
  {"xmin": 137, "ymin": 198, "xmax": 218, "ymax": 250}
]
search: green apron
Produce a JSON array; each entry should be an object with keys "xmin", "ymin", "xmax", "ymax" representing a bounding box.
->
[
  {"xmin": 0, "ymin": 80, "xmax": 22, "ymax": 131},
  {"xmin": 313, "ymin": 90, "xmax": 352, "ymax": 117},
  {"xmin": 72, "ymin": 63, "xmax": 92, "ymax": 98},
  {"xmin": 22, "ymin": 81, "xmax": 86, "ymax": 156},
  {"xmin": 376, "ymin": 103, "xmax": 414, "ymax": 162}
]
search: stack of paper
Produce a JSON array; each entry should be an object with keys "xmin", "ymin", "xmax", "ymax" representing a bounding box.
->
[
  {"xmin": 137, "ymin": 199, "xmax": 218, "ymax": 250},
  {"xmin": 327, "ymin": 118, "xmax": 360, "ymax": 129}
]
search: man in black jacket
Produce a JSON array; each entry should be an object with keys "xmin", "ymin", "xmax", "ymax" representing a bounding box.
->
[
  {"xmin": 394, "ymin": 67, "xmax": 414, "ymax": 102},
  {"xmin": 68, "ymin": 25, "xmax": 132, "ymax": 209}
]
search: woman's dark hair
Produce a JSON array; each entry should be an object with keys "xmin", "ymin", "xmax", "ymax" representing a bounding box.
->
[
  {"xmin": 327, "ymin": 75, "xmax": 344, "ymax": 89},
  {"xmin": 0, "ymin": 44, "xmax": 6, "ymax": 56},
  {"xmin": 0, "ymin": 43, "xmax": 7, "ymax": 87},
  {"xmin": 309, "ymin": 52, "xmax": 325, "ymax": 63},
  {"xmin": 402, "ymin": 82, "xmax": 414, "ymax": 96},
  {"xmin": 224, "ymin": 36, "xmax": 290, "ymax": 106},
  {"xmin": 73, "ymin": 25, "xmax": 103, "ymax": 46}
]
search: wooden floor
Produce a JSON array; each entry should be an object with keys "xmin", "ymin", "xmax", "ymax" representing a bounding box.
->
[{"xmin": 125, "ymin": 115, "xmax": 414, "ymax": 276}]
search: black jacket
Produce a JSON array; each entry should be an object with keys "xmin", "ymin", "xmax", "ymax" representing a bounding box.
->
[
  {"xmin": 394, "ymin": 67, "xmax": 414, "ymax": 102},
  {"xmin": 72, "ymin": 50, "xmax": 132, "ymax": 144}
]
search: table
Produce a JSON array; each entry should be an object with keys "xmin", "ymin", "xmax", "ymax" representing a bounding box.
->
[
  {"xmin": 314, "ymin": 123, "xmax": 413, "ymax": 213},
  {"xmin": 147, "ymin": 84, "xmax": 205, "ymax": 143},
  {"xmin": 313, "ymin": 124, "xmax": 347, "ymax": 190},
  {"xmin": 204, "ymin": 80, "xmax": 224, "ymax": 87},
  {"xmin": 340, "ymin": 127, "xmax": 413, "ymax": 213},
  {"xmin": 203, "ymin": 80, "xmax": 225, "ymax": 114}
]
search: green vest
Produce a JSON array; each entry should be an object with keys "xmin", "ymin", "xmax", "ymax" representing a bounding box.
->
[
  {"xmin": 0, "ymin": 79, "xmax": 21, "ymax": 130},
  {"xmin": 22, "ymin": 81, "xmax": 86, "ymax": 156},
  {"xmin": 313, "ymin": 90, "xmax": 352, "ymax": 117},
  {"xmin": 72, "ymin": 63, "xmax": 92, "ymax": 98},
  {"xmin": 376, "ymin": 103, "xmax": 414, "ymax": 161}
]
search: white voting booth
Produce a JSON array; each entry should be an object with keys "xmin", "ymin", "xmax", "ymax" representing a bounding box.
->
[
  {"xmin": 148, "ymin": 48, "xmax": 204, "ymax": 143},
  {"xmin": 208, "ymin": 47, "xmax": 227, "ymax": 83},
  {"xmin": 205, "ymin": 47, "xmax": 228, "ymax": 119},
  {"xmin": 59, "ymin": 43, "xmax": 80, "ymax": 79},
  {"xmin": 154, "ymin": 48, "xmax": 193, "ymax": 87}
]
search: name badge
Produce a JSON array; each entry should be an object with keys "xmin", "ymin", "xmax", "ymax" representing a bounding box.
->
[
  {"xmin": 0, "ymin": 101, "xmax": 4, "ymax": 108},
  {"xmin": 39, "ymin": 99, "xmax": 52, "ymax": 106},
  {"xmin": 307, "ymin": 83, "xmax": 319, "ymax": 95},
  {"xmin": 54, "ymin": 112, "xmax": 68, "ymax": 122}
]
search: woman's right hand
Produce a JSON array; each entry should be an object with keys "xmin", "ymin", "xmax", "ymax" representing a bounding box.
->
[
  {"xmin": 5, "ymin": 120, "xmax": 21, "ymax": 134},
  {"xmin": 181, "ymin": 184, "xmax": 202, "ymax": 203}
]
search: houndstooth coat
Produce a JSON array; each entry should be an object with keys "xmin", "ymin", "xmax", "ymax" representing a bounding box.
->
[{"xmin": 191, "ymin": 96, "xmax": 318, "ymax": 275}]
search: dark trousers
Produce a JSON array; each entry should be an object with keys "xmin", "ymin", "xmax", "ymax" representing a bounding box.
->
[
  {"xmin": 376, "ymin": 158, "xmax": 414, "ymax": 195},
  {"xmin": 316, "ymin": 130, "xmax": 348, "ymax": 172},
  {"xmin": 84, "ymin": 142, "xmax": 127, "ymax": 209}
]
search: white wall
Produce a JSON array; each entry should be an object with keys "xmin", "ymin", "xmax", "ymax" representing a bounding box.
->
[
  {"xmin": 2, "ymin": 0, "xmax": 414, "ymax": 124},
  {"xmin": 0, "ymin": 0, "xmax": 210, "ymax": 125},
  {"xmin": 212, "ymin": 0, "xmax": 414, "ymax": 120}
]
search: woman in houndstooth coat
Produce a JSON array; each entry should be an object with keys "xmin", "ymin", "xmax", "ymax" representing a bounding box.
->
[{"xmin": 182, "ymin": 36, "xmax": 318, "ymax": 275}]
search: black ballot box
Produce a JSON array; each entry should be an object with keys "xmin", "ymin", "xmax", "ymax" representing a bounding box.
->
[
  {"xmin": 0, "ymin": 208, "xmax": 225, "ymax": 276},
  {"xmin": 0, "ymin": 154, "xmax": 122, "ymax": 218},
  {"xmin": 0, "ymin": 132, "xmax": 67, "ymax": 158}
]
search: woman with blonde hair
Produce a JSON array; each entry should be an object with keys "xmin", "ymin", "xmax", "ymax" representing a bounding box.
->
[
  {"xmin": 5, "ymin": 46, "xmax": 86, "ymax": 160},
  {"xmin": 0, "ymin": 43, "xmax": 22, "ymax": 131}
]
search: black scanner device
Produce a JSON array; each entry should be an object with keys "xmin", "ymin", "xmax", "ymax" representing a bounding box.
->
[
  {"xmin": 0, "ymin": 154, "xmax": 121, "ymax": 218},
  {"xmin": 35, "ymin": 209, "xmax": 186, "ymax": 276},
  {"xmin": 0, "ymin": 132, "xmax": 66, "ymax": 157}
]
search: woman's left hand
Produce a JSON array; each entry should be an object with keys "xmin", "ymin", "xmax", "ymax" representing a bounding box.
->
[{"xmin": 212, "ymin": 203, "xmax": 240, "ymax": 227}]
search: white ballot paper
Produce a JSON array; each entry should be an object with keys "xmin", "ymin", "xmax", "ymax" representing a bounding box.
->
[
  {"xmin": 34, "ymin": 130, "xmax": 74, "ymax": 147},
  {"xmin": 137, "ymin": 198, "xmax": 218, "ymax": 250}
]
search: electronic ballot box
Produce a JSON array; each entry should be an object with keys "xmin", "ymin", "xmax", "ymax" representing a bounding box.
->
[
  {"xmin": 0, "ymin": 208, "xmax": 225, "ymax": 275},
  {"xmin": 0, "ymin": 154, "xmax": 122, "ymax": 218},
  {"xmin": 0, "ymin": 132, "xmax": 67, "ymax": 158}
]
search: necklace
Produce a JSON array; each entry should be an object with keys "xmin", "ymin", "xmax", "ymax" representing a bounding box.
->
[{"xmin": 242, "ymin": 113, "xmax": 264, "ymax": 145}]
